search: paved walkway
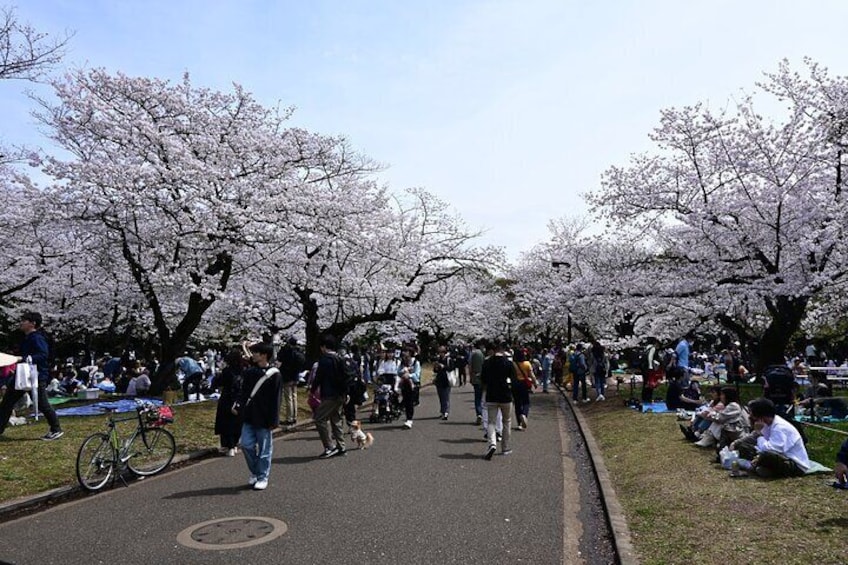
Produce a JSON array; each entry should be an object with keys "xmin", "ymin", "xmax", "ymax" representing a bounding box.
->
[{"xmin": 0, "ymin": 385, "xmax": 617, "ymax": 564}]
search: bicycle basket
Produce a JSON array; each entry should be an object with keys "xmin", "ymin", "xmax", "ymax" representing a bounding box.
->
[{"xmin": 146, "ymin": 405, "xmax": 174, "ymax": 426}]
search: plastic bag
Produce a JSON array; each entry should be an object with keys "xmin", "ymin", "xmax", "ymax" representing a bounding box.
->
[{"xmin": 719, "ymin": 446, "xmax": 740, "ymax": 469}]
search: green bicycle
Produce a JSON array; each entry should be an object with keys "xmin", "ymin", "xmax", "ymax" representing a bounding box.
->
[{"xmin": 75, "ymin": 401, "xmax": 176, "ymax": 491}]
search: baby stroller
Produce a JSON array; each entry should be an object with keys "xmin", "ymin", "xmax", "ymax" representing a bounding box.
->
[{"xmin": 370, "ymin": 383, "xmax": 401, "ymax": 423}]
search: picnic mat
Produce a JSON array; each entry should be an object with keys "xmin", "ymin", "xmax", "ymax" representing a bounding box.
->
[
  {"xmin": 47, "ymin": 397, "xmax": 73, "ymax": 406},
  {"xmin": 50, "ymin": 398, "xmax": 162, "ymax": 417},
  {"xmin": 805, "ymin": 461, "xmax": 832, "ymax": 475},
  {"xmin": 638, "ymin": 401, "xmax": 675, "ymax": 414}
]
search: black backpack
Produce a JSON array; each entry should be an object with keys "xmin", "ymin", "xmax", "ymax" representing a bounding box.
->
[
  {"xmin": 763, "ymin": 365, "xmax": 795, "ymax": 405},
  {"xmin": 332, "ymin": 354, "xmax": 359, "ymax": 395}
]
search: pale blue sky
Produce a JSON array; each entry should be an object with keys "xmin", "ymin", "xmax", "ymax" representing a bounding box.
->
[{"xmin": 4, "ymin": 1, "xmax": 848, "ymax": 258}]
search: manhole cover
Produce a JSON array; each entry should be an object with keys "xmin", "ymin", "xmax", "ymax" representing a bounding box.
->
[{"xmin": 177, "ymin": 517, "xmax": 288, "ymax": 550}]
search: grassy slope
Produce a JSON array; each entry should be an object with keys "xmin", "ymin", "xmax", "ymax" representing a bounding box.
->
[{"xmin": 581, "ymin": 391, "xmax": 846, "ymax": 565}]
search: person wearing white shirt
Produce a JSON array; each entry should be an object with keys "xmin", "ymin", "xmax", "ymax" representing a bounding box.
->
[
  {"xmin": 375, "ymin": 351, "xmax": 398, "ymax": 390},
  {"xmin": 735, "ymin": 397, "xmax": 810, "ymax": 478}
]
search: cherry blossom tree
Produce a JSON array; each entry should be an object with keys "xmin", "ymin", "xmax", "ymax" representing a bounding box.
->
[
  {"xmin": 587, "ymin": 59, "xmax": 848, "ymax": 370},
  {"xmin": 249, "ymin": 184, "xmax": 497, "ymax": 361},
  {"xmin": 0, "ymin": 5, "xmax": 71, "ymax": 324},
  {"xmin": 35, "ymin": 69, "xmax": 338, "ymax": 391}
]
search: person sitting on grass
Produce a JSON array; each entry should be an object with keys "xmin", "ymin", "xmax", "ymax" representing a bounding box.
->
[
  {"xmin": 731, "ymin": 397, "xmax": 811, "ymax": 478},
  {"xmin": 695, "ymin": 387, "xmax": 748, "ymax": 449},
  {"xmin": 680, "ymin": 385, "xmax": 722, "ymax": 441},
  {"xmin": 665, "ymin": 366, "xmax": 703, "ymax": 411},
  {"xmin": 835, "ymin": 438, "xmax": 847, "ymax": 485}
]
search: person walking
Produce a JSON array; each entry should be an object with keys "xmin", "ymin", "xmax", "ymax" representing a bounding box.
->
[
  {"xmin": 481, "ymin": 341, "xmax": 514, "ymax": 460},
  {"xmin": 0, "ymin": 312, "xmax": 64, "ymax": 440},
  {"xmin": 590, "ymin": 341, "xmax": 610, "ymax": 401},
  {"xmin": 433, "ymin": 346, "xmax": 454, "ymax": 420},
  {"xmin": 313, "ymin": 335, "xmax": 348, "ymax": 459},
  {"xmin": 399, "ymin": 349, "xmax": 420, "ymax": 429},
  {"xmin": 232, "ymin": 342, "xmax": 281, "ymax": 490},
  {"xmin": 540, "ymin": 348, "xmax": 553, "ymax": 393},
  {"xmin": 570, "ymin": 344, "xmax": 589, "ymax": 403},
  {"xmin": 278, "ymin": 337, "xmax": 305, "ymax": 426},
  {"xmin": 214, "ymin": 349, "xmax": 244, "ymax": 457},
  {"xmin": 512, "ymin": 348, "xmax": 536, "ymax": 430},
  {"xmin": 469, "ymin": 340, "xmax": 485, "ymax": 424}
]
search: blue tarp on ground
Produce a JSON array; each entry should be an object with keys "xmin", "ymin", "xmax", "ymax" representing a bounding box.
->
[
  {"xmin": 637, "ymin": 401, "xmax": 675, "ymax": 414},
  {"xmin": 50, "ymin": 398, "xmax": 163, "ymax": 417}
]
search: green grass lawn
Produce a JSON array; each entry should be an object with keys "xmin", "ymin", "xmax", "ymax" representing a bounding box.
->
[
  {"xmin": 581, "ymin": 388, "xmax": 847, "ymax": 565},
  {"xmin": 0, "ymin": 393, "xmax": 314, "ymax": 503}
]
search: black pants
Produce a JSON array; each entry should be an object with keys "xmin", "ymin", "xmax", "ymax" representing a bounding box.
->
[
  {"xmin": 401, "ymin": 379, "xmax": 416, "ymax": 421},
  {"xmin": 182, "ymin": 372, "xmax": 204, "ymax": 402},
  {"xmin": 344, "ymin": 397, "xmax": 357, "ymax": 424},
  {"xmin": 0, "ymin": 384, "xmax": 62, "ymax": 434}
]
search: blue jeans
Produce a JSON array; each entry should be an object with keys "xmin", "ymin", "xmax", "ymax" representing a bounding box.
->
[
  {"xmin": 436, "ymin": 384, "xmax": 451, "ymax": 415},
  {"xmin": 593, "ymin": 373, "xmax": 606, "ymax": 397},
  {"xmin": 541, "ymin": 370, "xmax": 550, "ymax": 392},
  {"xmin": 241, "ymin": 424, "xmax": 273, "ymax": 481},
  {"xmin": 472, "ymin": 383, "xmax": 483, "ymax": 417}
]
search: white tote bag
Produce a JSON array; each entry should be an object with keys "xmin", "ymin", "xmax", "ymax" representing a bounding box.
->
[
  {"xmin": 14, "ymin": 357, "xmax": 36, "ymax": 391},
  {"xmin": 447, "ymin": 369, "xmax": 458, "ymax": 387}
]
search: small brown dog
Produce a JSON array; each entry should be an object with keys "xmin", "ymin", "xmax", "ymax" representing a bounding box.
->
[{"xmin": 349, "ymin": 420, "xmax": 374, "ymax": 449}]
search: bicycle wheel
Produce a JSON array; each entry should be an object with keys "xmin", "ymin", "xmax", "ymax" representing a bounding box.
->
[
  {"xmin": 127, "ymin": 427, "xmax": 175, "ymax": 476},
  {"xmin": 76, "ymin": 433, "xmax": 115, "ymax": 491}
]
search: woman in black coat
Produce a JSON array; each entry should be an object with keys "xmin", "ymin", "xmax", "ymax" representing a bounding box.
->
[{"xmin": 214, "ymin": 349, "xmax": 244, "ymax": 456}]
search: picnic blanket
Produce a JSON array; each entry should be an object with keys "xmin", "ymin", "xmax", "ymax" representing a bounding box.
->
[
  {"xmin": 804, "ymin": 461, "xmax": 832, "ymax": 475},
  {"xmin": 50, "ymin": 398, "xmax": 162, "ymax": 417},
  {"xmin": 47, "ymin": 397, "xmax": 73, "ymax": 406},
  {"xmin": 637, "ymin": 401, "xmax": 675, "ymax": 414}
]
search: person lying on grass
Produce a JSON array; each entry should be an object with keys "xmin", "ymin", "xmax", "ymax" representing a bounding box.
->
[{"xmin": 731, "ymin": 397, "xmax": 811, "ymax": 478}]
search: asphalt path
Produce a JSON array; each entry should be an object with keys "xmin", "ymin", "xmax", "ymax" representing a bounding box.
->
[{"xmin": 0, "ymin": 384, "xmax": 615, "ymax": 564}]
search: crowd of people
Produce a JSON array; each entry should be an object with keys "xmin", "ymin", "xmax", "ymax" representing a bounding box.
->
[{"xmin": 1, "ymin": 312, "xmax": 846, "ymax": 488}]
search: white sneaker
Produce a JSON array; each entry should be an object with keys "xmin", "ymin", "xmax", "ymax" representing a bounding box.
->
[
  {"xmin": 597, "ymin": 394, "xmax": 605, "ymax": 402},
  {"xmin": 248, "ymin": 475, "xmax": 258, "ymax": 486},
  {"xmin": 253, "ymin": 479, "xmax": 268, "ymax": 490},
  {"xmin": 403, "ymin": 420, "xmax": 413, "ymax": 429},
  {"xmin": 226, "ymin": 448, "xmax": 236, "ymax": 457},
  {"xmin": 695, "ymin": 434, "xmax": 716, "ymax": 448}
]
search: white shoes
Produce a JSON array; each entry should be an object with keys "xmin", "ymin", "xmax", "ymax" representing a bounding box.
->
[
  {"xmin": 226, "ymin": 448, "xmax": 236, "ymax": 457},
  {"xmin": 248, "ymin": 475, "xmax": 258, "ymax": 486},
  {"xmin": 403, "ymin": 420, "xmax": 413, "ymax": 429},
  {"xmin": 253, "ymin": 479, "xmax": 268, "ymax": 490},
  {"xmin": 596, "ymin": 394, "xmax": 605, "ymax": 402},
  {"xmin": 694, "ymin": 434, "xmax": 716, "ymax": 448}
]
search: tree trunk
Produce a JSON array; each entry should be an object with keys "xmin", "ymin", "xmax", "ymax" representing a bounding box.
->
[
  {"xmin": 754, "ymin": 295, "xmax": 808, "ymax": 374},
  {"xmin": 148, "ymin": 291, "xmax": 217, "ymax": 395}
]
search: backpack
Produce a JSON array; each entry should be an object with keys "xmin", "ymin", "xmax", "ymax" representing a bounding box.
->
[
  {"xmin": 569, "ymin": 353, "xmax": 584, "ymax": 375},
  {"xmin": 332, "ymin": 354, "xmax": 359, "ymax": 395},
  {"xmin": 38, "ymin": 328, "xmax": 56, "ymax": 370}
]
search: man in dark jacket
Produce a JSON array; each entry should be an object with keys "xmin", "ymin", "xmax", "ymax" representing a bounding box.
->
[
  {"xmin": 0, "ymin": 311, "xmax": 63, "ymax": 440},
  {"xmin": 233, "ymin": 342, "xmax": 281, "ymax": 490},
  {"xmin": 278, "ymin": 337, "xmax": 305, "ymax": 426},
  {"xmin": 313, "ymin": 334, "xmax": 347, "ymax": 459},
  {"xmin": 481, "ymin": 341, "xmax": 514, "ymax": 460}
]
